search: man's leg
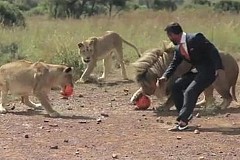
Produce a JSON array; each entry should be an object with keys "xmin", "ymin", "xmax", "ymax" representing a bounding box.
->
[
  {"xmin": 177, "ymin": 72, "xmax": 216, "ymax": 123},
  {"xmin": 171, "ymin": 72, "xmax": 196, "ymax": 112}
]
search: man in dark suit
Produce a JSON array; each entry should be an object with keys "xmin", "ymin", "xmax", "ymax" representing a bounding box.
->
[{"xmin": 157, "ymin": 22, "xmax": 224, "ymax": 131}]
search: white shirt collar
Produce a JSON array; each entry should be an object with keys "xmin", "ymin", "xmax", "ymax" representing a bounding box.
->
[{"xmin": 180, "ymin": 32, "xmax": 187, "ymax": 44}]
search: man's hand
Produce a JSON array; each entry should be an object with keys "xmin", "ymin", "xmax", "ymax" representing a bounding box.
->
[{"xmin": 156, "ymin": 76, "xmax": 167, "ymax": 87}]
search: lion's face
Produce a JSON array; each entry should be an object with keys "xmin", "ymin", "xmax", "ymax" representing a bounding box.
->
[
  {"xmin": 57, "ymin": 67, "xmax": 74, "ymax": 89},
  {"xmin": 78, "ymin": 39, "xmax": 96, "ymax": 63}
]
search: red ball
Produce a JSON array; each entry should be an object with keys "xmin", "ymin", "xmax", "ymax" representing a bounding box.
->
[
  {"xmin": 61, "ymin": 85, "xmax": 73, "ymax": 97},
  {"xmin": 135, "ymin": 95, "xmax": 151, "ymax": 110}
]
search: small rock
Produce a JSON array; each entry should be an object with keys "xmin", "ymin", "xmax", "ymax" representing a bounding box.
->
[
  {"xmin": 50, "ymin": 145, "xmax": 58, "ymax": 149},
  {"xmin": 124, "ymin": 92, "xmax": 128, "ymax": 96},
  {"xmin": 123, "ymin": 89, "xmax": 129, "ymax": 92},
  {"xmin": 210, "ymin": 153, "xmax": 216, "ymax": 156},
  {"xmin": 156, "ymin": 117, "xmax": 163, "ymax": 123},
  {"xmin": 194, "ymin": 129, "xmax": 200, "ymax": 134},
  {"xmin": 232, "ymin": 122, "xmax": 236, "ymax": 125},
  {"xmin": 75, "ymin": 151, "xmax": 80, "ymax": 155},
  {"xmin": 79, "ymin": 120, "xmax": 87, "ymax": 123},
  {"xmin": 61, "ymin": 96, "xmax": 68, "ymax": 100},
  {"xmin": 225, "ymin": 113, "xmax": 231, "ymax": 117},
  {"xmin": 159, "ymin": 119, "xmax": 164, "ymax": 123},
  {"xmin": 96, "ymin": 118, "xmax": 102, "ymax": 123},
  {"xmin": 198, "ymin": 156, "xmax": 204, "ymax": 160},
  {"xmin": 166, "ymin": 121, "xmax": 172, "ymax": 125},
  {"xmin": 49, "ymin": 124, "xmax": 58, "ymax": 127},
  {"xmin": 80, "ymin": 105, "xmax": 84, "ymax": 108},
  {"xmin": 44, "ymin": 120, "xmax": 50, "ymax": 123},
  {"xmin": 64, "ymin": 139, "xmax": 69, "ymax": 143},
  {"xmin": 176, "ymin": 136, "xmax": 182, "ymax": 140},
  {"xmin": 101, "ymin": 113, "xmax": 109, "ymax": 117},
  {"xmin": 67, "ymin": 107, "xmax": 73, "ymax": 110},
  {"xmin": 196, "ymin": 113, "xmax": 201, "ymax": 118},
  {"xmin": 11, "ymin": 105, "xmax": 15, "ymax": 110},
  {"xmin": 111, "ymin": 98, "xmax": 116, "ymax": 101},
  {"xmin": 78, "ymin": 94, "xmax": 84, "ymax": 98},
  {"xmin": 197, "ymin": 124, "xmax": 201, "ymax": 128},
  {"xmin": 39, "ymin": 126, "xmax": 44, "ymax": 129},
  {"xmin": 24, "ymin": 134, "xmax": 29, "ymax": 138},
  {"xmin": 112, "ymin": 153, "xmax": 118, "ymax": 159},
  {"xmin": 219, "ymin": 151, "xmax": 223, "ymax": 153}
]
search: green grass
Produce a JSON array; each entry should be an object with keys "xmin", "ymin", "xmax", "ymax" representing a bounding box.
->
[{"xmin": 1, "ymin": 9, "xmax": 240, "ymax": 71}]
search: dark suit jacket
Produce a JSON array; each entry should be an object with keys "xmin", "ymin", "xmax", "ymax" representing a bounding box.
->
[{"xmin": 163, "ymin": 33, "xmax": 223, "ymax": 79}]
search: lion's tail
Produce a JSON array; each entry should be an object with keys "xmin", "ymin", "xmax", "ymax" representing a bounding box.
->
[
  {"xmin": 231, "ymin": 84, "xmax": 237, "ymax": 102},
  {"xmin": 122, "ymin": 39, "xmax": 141, "ymax": 58},
  {"xmin": 231, "ymin": 69, "xmax": 238, "ymax": 102}
]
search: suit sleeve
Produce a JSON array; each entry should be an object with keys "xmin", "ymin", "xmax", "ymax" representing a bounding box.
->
[
  {"xmin": 162, "ymin": 50, "xmax": 183, "ymax": 79},
  {"xmin": 195, "ymin": 33, "xmax": 224, "ymax": 70}
]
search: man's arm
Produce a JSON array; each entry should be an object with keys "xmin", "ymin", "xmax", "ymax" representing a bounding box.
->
[{"xmin": 162, "ymin": 50, "xmax": 183, "ymax": 79}]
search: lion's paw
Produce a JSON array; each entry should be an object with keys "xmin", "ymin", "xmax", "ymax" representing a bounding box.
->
[
  {"xmin": 0, "ymin": 105, "xmax": 7, "ymax": 114},
  {"xmin": 34, "ymin": 104, "xmax": 43, "ymax": 110}
]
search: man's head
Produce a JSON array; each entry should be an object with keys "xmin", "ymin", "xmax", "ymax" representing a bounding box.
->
[{"xmin": 164, "ymin": 22, "xmax": 183, "ymax": 45}]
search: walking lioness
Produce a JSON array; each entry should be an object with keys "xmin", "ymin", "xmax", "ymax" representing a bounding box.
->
[
  {"xmin": 77, "ymin": 31, "xmax": 141, "ymax": 83},
  {"xmin": 0, "ymin": 60, "xmax": 73, "ymax": 117}
]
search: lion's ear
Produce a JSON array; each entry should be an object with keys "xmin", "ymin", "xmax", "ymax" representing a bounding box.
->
[
  {"xmin": 78, "ymin": 42, "xmax": 84, "ymax": 48},
  {"xmin": 89, "ymin": 37, "xmax": 97, "ymax": 46}
]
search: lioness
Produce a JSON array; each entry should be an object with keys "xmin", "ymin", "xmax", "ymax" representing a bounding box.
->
[
  {"xmin": 0, "ymin": 60, "xmax": 73, "ymax": 117},
  {"xmin": 131, "ymin": 42, "xmax": 239, "ymax": 111},
  {"xmin": 77, "ymin": 31, "xmax": 141, "ymax": 83}
]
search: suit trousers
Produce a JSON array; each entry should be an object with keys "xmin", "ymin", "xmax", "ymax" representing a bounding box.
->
[{"xmin": 172, "ymin": 70, "xmax": 216, "ymax": 123}]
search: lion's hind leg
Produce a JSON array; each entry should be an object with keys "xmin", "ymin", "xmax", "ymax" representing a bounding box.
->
[
  {"xmin": 0, "ymin": 84, "xmax": 9, "ymax": 114},
  {"xmin": 21, "ymin": 96, "xmax": 43, "ymax": 110},
  {"xmin": 115, "ymin": 48, "xmax": 128, "ymax": 80},
  {"xmin": 213, "ymin": 72, "xmax": 232, "ymax": 110},
  {"xmin": 197, "ymin": 86, "xmax": 215, "ymax": 108}
]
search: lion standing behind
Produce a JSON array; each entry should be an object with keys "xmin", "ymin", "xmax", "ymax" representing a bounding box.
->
[{"xmin": 77, "ymin": 31, "xmax": 141, "ymax": 83}]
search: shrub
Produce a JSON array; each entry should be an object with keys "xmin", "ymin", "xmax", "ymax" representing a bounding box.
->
[
  {"xmin": 51, "ymin": 48, "xmax": 84, "ymax": 81},
  {"xmin": 0, "ymin": 1, "xmax": 25, "ymax": 27},
  {"xmin": 153, "ymin": 0, "xmax": 177, "ymax": 11},
  {"xmin": 214, "ymin": 0, "xmax": 240, "ymax": 14}
]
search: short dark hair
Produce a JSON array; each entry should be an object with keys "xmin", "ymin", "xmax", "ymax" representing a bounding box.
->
[{"xmin": 164, "ymin": 22, "xmax": 183, "ymax": 34}]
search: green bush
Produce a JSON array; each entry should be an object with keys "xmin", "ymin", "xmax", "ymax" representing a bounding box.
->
[
  {"xmin": 214, "ymin": 0, "xmax": 240, "ymax": 13},
  {"xmin": 0, "ymin": 1, "xmax": 26, "ymax": 27},
  {"xmin": 51, "ymin": 48, "xmax": 84, "ymax": 81},
  {"xmin": 0, "ymin": 42, "xmax": 25, "ymax": 65},
  {"xmin": 192, "ymin": 0, "xmax": 211, "ymax": 6},
  {"xmin": 153, "ymin": 0, "xmax": 177, "ymax": 11}
]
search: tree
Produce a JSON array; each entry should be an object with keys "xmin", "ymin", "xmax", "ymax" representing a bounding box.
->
[{"xmin": 0, "ymin": 1, "xmax": 26, "ymax": 27}]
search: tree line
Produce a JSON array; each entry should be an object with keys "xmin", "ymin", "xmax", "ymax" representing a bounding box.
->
[{"xmin": 1, "ymin": 0, "xmax": 240, "ymax": 27}]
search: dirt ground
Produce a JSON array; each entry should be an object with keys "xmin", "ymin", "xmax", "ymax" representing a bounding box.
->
[{"xmin": 1, "ymin": 68, "xmax": 240, "ymax": 160}]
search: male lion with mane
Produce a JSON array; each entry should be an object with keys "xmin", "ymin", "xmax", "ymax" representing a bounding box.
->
[
  {"xmin": 0, "ymin": 60, "xmax": 73, "ymax": 117},
  {"xmin": 131, "ymin": 42, "xmax": 239, "ymax": 112},
  {"xmin": 77, "ymin": 31, "xmax": 141, "ymax": 83}
]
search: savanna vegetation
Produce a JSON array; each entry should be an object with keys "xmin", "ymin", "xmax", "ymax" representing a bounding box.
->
[{"xmin": 0, "ymin": 0, "xmax": 240, "ymax": 78}]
